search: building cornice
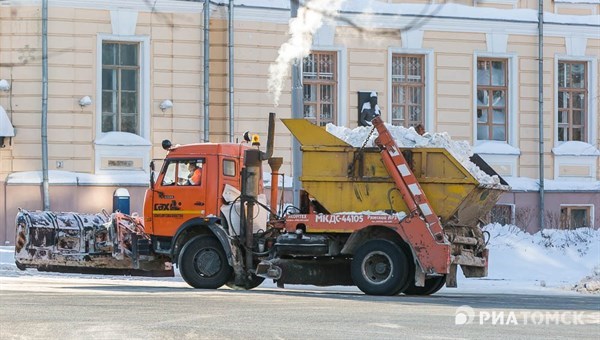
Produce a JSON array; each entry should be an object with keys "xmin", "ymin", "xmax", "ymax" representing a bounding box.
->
[
  {"xmin": 2, "ymin": 1, "xmax": 597, "ymax": 38},
  {"xmin": 0, "ymin": 0, "xmax": 204, "ymax": 13},
  {"xmin": 216, "ymin": 2, "xmax": 600, "ymax": 38}
]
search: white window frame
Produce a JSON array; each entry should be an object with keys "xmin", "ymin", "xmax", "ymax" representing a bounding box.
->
[
  {"xmin": 303, "ymin": 47, "xmax": 347, "ymax": 126},
  {"xmin": 473, "ymin": 52, "xmax": 518, "ymax": 147},
  {"xmin": 559, "ymin": 204, "xmax": 595, "ymax": 229},
  {"xmin": 387, "ymin": 48, "xmax": 434, "ymax": 131},
  {"xmin": 96, "ymin": 34, "xmax": 150, "ymax": 140},
  {"xmin": 553, "ymin": 55, "xmax": 598, "ymax": 146}
]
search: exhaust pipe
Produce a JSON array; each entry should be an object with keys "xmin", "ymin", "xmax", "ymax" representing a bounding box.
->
[
  {"xmin": 261, "ymin": 112, "xmax": 275, "ymax": 161},
  {"xmin": 268, "ymin": 157, "xmax": 283, "ymax": 218}
]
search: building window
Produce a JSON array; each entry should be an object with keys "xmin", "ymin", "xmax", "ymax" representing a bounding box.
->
[
  {"xmin": 560, "ymin": 206, "xmax": 591, "ymax": 229},
  {"xmin": 391, "ymin": 54, "xmax": 424, "ymax": 127},
  {"xmin": 102, "ymin": 42, "xmax": 140, "ymax": 134},
  {"xmin": 489, "ymin": 204, "xmax": 514, "ymax": 225},
  {"xmin": 477, "ymin": 58, "xmax": 508, "ymax": 141},
  {"xmin": 557, "ymin": 61, "xmax": 587, "ymax": 142},
  {"xmin": 303, "ymin": 51, "xmax": 337, "ymax": 126}
]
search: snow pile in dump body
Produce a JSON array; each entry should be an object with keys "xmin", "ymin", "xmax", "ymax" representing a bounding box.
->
[
  {"xmin": 325, "ymin": 123, "xmax": 501, "ymax": 186},
  {"xmin": 482, "ymin": 223, "xmax": 600, "ymax": 293}
]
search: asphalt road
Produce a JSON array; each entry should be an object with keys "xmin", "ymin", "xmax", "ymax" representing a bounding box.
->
[{"xmin": 1, "ymin": 275, "xmax": 599, "ymax": 340}]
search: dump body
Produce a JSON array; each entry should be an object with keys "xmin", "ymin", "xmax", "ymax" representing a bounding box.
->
[
  {"xmin": 282, "ymin": 119, "xmax": 508, "ymax": 228},
  {"xmin": 282, "ymin": 118, "xmax": 508, "ymax": 283}
]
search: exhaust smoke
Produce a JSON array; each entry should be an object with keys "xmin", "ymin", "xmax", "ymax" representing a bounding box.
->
[{"xmin": 268, "ymin": 0, "xmax": 345, "ymax": 106}]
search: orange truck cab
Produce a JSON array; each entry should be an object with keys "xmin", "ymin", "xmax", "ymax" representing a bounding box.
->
[
  {"xmin": 143, "ymin": 142, "xmax": 263, "ymax": 252},
  {"xmin": 144, "ymin": 143, "xmax": 245, "ymax": 236}
]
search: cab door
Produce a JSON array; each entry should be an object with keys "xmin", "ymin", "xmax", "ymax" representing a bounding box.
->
[{"xmin": 151, "ymin": 158, "xmax": 207, "ymax": 237}]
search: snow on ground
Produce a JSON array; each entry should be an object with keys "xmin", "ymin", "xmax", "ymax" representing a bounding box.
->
[
  {"xmin": 1, "ymin": 224, "xmax": 598, "ymax": 295},
  {"xmin": 480, "ymin": 224, "xmax": 600, "ymax": 294},
  {"xmin": 325, "ymin": 123, "xmax": 502, "ymax": 186}
]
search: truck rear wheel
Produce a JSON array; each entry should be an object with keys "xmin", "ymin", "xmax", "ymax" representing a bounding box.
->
[
  {"xmin": 351, "ymin": 239, "xmax": 410, "ymax": 296},
  {"xmin": 404, "ymin": 275, "xmax": 446, "ymax": 295},
  {"xmin": 178, "ymin": 235, "xmax": 232, "ymax": 289}
]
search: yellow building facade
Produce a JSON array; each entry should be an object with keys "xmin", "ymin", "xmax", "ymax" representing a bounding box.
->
[{"xmin": 0, "ymin": 0, "xmax": 598, "ymax": 243}]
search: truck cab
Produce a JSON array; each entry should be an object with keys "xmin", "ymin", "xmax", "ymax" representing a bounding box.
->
[{"xmin": 144, "ymin": 142, "xmax": 252, "ymax": 237}]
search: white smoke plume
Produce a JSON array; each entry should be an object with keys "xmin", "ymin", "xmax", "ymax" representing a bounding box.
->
[{"xmin": 268, "ymin": 0, "xmax": 345, "ymax": 106}]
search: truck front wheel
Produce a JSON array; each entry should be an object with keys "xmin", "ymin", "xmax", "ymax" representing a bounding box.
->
[
  {"xmin": 351, "ymin": 239, "xmax": 410, "ymax": 296},
  {"xmin": 178, "ymin": 235, "xmax": 232, "ymax": 289}
]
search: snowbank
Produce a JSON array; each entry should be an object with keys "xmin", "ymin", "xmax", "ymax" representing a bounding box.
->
[
  {"xmin": 573, "ymin": 266, "xmax": 600, "ymax": 294},
  {"xmin": 483, "ymin": 223, "xmax": 600, "ymax": 293},
  {"xmin": 325, "ymin": 123, "xmax": 501, "ymax": 186}
]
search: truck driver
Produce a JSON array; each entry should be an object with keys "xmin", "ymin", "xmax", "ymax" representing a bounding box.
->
[{"xmin": 187, "ymin": 162, "xmax": 202, "ymax": 185}]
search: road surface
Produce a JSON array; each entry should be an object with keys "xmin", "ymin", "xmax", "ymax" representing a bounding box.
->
[{"xmin": 1, "ymin": 273, "xmax": 599, "ymax": 339}]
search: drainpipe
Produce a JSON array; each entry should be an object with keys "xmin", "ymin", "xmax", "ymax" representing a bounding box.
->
[
  {"xmin": 228, "ymin": 0, "xmax": 234, "ymax": 142},
  {"xmin": 538, "ymin": 0, "xmax": 545, "ymax": 230},
  {"xmin": 41, "ymin": 0, "xmax": 50, "ymax": 210},
  {"xmin": 290, "ymin": 0, "xmax": 303, "ymax": 207},
  {"xmin": 203, "ymin": 0, "xmax": 210, "ymax": 142}
]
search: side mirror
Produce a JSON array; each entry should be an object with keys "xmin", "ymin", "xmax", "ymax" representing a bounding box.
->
[{"xmin": 149, "ymin": 161, "xmax": 155, "ymax": 189}]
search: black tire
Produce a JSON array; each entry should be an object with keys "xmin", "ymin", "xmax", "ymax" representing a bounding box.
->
[
  {"xmin": 226, "ymin": 274, "xmax": 265, "ymax": 290},
  {"xmin": 351, "ymin": 239, "xmax": 410, "ymax": 296},
  {"xmin": 393, "ymin": 246, "xmax": 415, "ymax": 295},
  {"xmin": 404, "ymin": 275, "xmax": 446, "ymax": 295},
  {"xmin": 178, "ymin": 235, "xmax": 232, "ymax": 289}
]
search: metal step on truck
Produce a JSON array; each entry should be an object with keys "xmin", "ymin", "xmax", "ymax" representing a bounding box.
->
[{"xmin": 15, "ymin": 112, "xmax": 509, "ymax": 296}]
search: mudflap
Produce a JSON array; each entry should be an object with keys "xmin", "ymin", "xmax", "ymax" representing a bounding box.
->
[
  {"xmin": 228, "ymin": 239, "xmax": 247, "ymax": 287},
  {"xmin": 446, "ymin": 264, "xmax": 458, "ymax": 288},
  {"xmin": 14, "ymin": 209, "xmax": 173, "ymax": 277}
]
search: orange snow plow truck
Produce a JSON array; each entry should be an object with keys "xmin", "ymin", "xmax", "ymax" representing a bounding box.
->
[{"xmin": 15, "ymin": 113, "xmax": 509, "ymax": 296}]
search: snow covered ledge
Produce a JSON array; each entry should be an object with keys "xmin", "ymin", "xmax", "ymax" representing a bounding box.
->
[
  {"xmin": 552, "ymin": 141, "xmax": 600, "ymax": 181},
  {"xmin": 94, "ymin": 132, "xmax": 151, "ymax": 175},
  {"xmin": 473, "ymin": 141, "xmax": 520, "ymax": 177}
]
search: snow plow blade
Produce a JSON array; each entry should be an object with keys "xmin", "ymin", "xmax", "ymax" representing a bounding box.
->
[{"xmin": 14, "ymin": 209, "xmax": 173, "ymax": 277}]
